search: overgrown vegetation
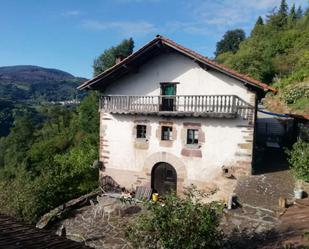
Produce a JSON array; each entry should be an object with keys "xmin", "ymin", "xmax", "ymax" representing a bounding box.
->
[
  {"xmin": 216, "ymin": 0, "xmax": 309, "ymax": 114},
  {"xmin": 0, "ymin": 93, "xmax": 99, "ymax": 222},
  {"xmin": 287, "ymin": 139, "xmax": 309, "ymax": 181},
  {"xmin": 126, "ymin": 186, "xmax": 223, "ymax": 249},
  {"xmin": 0, "ymin": 38, "xmax": 135, "ymax": 223},
  {"xmin": 287, "ymin": 126, "xmax": 309, "ymax": 182}
]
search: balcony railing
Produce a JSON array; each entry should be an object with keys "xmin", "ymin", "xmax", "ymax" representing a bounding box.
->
[{"xmin": 99, "ymin": 95, "xmax": 253, "ymax": 119}]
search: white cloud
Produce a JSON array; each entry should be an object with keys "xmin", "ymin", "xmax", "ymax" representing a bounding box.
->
[
  {"xmin": 81, "ymin": 20, "xmax": 157, "ymax": 37},
  {"xmin": 61, "ymin": 10, "xmax": 82, "ymax": 17},
  {"xmin": 166, "ymin": 0, "xmax": 308, "ymax": 37}
]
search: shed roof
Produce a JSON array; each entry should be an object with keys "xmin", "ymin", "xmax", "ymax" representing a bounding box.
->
[
  {"xmin": 0, "ymin": 213, "xmax": 90, "ymax": 249},
  {"xmin": 78, "ymin": 35, "xmax": 276, "ymax": 93}
]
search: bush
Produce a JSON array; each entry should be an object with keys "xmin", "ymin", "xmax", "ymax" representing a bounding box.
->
[
  {"xmin": 287, "ymin": 139, "xmax": 309, "ymax": 182},
  {"xmin": 283, "ymin": 84, "xmax": 309, "ymax": 104},
  {"xmin": 126, "ymin": 185, "xmax": 223, "ymax": 249}
]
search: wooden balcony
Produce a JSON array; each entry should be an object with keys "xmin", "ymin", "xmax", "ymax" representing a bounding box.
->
[{"xmin": 99, "ymin": 95, "xmax": 253, "ymax": 119}]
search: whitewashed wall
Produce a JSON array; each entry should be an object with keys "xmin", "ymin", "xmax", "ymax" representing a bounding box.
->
[
  {"xmin": 99, "ymin": 52, "xmax": 256, "ymax": 201},
  {"xmin": 104, "ymin": 53, "xmax": 252, "ymax": 103}
]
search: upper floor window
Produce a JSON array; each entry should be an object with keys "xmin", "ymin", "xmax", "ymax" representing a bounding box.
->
[
  {"xmin": 136, "ymin": 125, "xmax": 147, "ymax": 139},
  {"xmin": 161, "ymin": 126, "xmax": 173, "ymax": 141},
  {"xmin": 187, "ymin": 129, "xmax": 198, "ymax": 145},
  {"xmin": 160, "ymin": 83, "xmax": 177, "ymax": 111}
]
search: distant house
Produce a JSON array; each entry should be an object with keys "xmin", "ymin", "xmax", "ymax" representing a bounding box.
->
[{"xmin": 78, "ymin": 35, "xmax": 275, "ymax": 199}]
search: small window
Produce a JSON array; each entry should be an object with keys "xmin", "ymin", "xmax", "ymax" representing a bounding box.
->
[
  {"xmin": 136, "ymin": 125, "xmax": 147, "ymax": 138},
  {"xmin": 187, "ymin": 129, "xmax": 198, "ymax": 145},
  {"xmin": 161, "ymin": 126, "xmax": 173, "ymax": 141}
]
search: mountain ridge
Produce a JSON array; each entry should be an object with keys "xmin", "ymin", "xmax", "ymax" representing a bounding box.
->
[{"xmin": 0, "ymin": 65, "xmax": 88, "ymax": 102}]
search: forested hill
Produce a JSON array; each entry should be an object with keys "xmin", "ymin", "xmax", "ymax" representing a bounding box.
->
[
  {"xmin": 0, "ymin": 65, "xmax": 87, "ymax": 102},
  {"xmin": 215, "ymin": 1, "xmax": 309, "ymax": 115}
]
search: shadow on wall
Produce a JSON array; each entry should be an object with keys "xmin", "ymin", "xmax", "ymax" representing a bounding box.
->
[
  {"xmin": 111, "ymin": 114, "xmax": 249, "ymax": 129},
  {"xmin": 253, "ymin": 117, "xmax": 295, "ymax": 175},
  {"xmin": 104, "ymin": 53, "xmax": 195, "ymax": 96}
]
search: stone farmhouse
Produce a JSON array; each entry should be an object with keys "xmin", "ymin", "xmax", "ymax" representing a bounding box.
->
[{"xmin": 78, "ymin": 35, "xmax": 276, "ymax": 200}]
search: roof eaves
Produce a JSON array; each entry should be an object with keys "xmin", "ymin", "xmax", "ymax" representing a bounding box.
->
[
  {"xmin": 77, "ymin": 37, "xmax": 162, "ymax": 90},
  {"xmin": 78, "ymin": 34, "xmax": 277, "ymax": 93}
]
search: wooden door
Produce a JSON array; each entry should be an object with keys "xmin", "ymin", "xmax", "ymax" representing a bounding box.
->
[{"xmin": 151, "ymin": 162, "xmax": 177, "ymax": 195}]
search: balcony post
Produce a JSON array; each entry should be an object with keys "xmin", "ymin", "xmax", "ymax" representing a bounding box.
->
[{"xmin": 232, "ymin": 96, "xmax": 237, "ymax": 113}]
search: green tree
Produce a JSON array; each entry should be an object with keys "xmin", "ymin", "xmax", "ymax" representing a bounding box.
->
[
  {"xmin": 287, "ymin": 137, "xmax": 309, "ymax": 182},
  {"xmin": 296, "ymin": 6, "xmax": 303, "ymax": 19},
  {"xmin": 288, "ymin": 4, "xmax": 297, "ymax": 27},
  {"xmin": 93, "ymin": 38, "xmax": 134, "ymax": 76},
  {"xmin": 215, "ymin": 1, "xmax": 309, "ymax": 114},
  {"xmin": 215, "ymin": 29, "xmax": 245, "ymax": 57},
  {"xmin": 267, "ymin": 0, "xmax": 289, "ymax": 28},
  {"xmin": 251, "ymin": 16, "xmax": 264, "ymax": 36},
  {"xmin": 256, "ymin": 16, "xmax": 264, "ymax": 25},
  {"xmin": 278, "ymin": 0, "xmax": 288, "ymax": 19},
  {"xmin": 0, "ymin": 98, "xmax": 99, "ymax": 222}
]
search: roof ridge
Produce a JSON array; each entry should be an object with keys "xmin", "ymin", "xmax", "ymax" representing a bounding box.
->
[{"xmin": 78, "ymin": 35, "xmax": 276, "ymax": 93}]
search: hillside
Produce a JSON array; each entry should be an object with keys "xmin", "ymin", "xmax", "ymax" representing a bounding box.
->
[
  {"xmin": 216, "ymin": 2, "xmax": 309, "ymax": 115},
  {"xmin": 0, "ymin": 65, "xmax": 87, "ymax": 102},
  {"xmin": 0, "ymin": 65, "xmax": 88, "ymax": 136}
]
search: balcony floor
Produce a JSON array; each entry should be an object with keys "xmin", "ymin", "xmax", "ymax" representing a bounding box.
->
[{"xmin": 107, "ymin": 110, "xmax": 238, "ymax": 118}]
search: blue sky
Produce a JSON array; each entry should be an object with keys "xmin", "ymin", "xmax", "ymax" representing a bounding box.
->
[{"xmin": 0, "ymin": 0, "xmax": 307, "ymax": 78}]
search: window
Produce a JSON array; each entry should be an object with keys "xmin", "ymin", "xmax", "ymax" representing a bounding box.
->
[
  {"xmin": 160, "ymin": 83, "xmax": 177, "ymax": 111},
  {"xmin": 136, "ymin": 125, "xmax": 147, "ymax": 138},
  {"xmin": 160, "ymin": 83, "xmax": 177, "ymax": 96},
  {"xmin": 187, "ymin": 129, "xmax": 198, "ymax": 145},
  {"xmin": 161, "ymin": 126, "xmax": 173, "ymax": 141}
]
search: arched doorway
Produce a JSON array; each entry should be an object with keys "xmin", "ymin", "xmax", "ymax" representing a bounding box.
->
[{"xmin": 151, "ymin": 162, "xmax": 177, "ymax": 195}]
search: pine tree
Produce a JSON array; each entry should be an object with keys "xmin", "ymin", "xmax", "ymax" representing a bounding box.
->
[
  {"xmin": 296, "ymin": 6, "xmax": 303, "ymax": 19},
  {"xmin": 256, "ymin": 16, "xmax": 264, "ymax": 25},
  {"xmin": 278, "ymin": 0, "xmax": 289, "ymax": 26},
  {"xmin": 268, "ymin": 0, "xmax": 289, "ymax": 28},
  {"xmin": 278, "ymin": 0, "xmax": 288, "ymax": 18},
  {"xmin": 251, "ymin": 16, "xmax": 264, "ymax": 36},
  {"xmin": 288, "ymin": 4, "xmax": 297, "ymax": 27},
  {"xmin": 305, "ymin": 5, "xmax": 309, "ymax": 17}
]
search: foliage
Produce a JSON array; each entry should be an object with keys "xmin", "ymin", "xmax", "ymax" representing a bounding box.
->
[
  {"xmin": 282, "ymin": 83, "xmax": 309, "ymax": 104},
  {"xmin": 0, "ymin": 93, "xmax": 99, "ymax": 223},
  {"xmin": 0, "ymin": 37, "xmax": 132, "ymax": 223},
  {"xmin": 93, "ymin": 38, "xmax": 134, "ymax": 76},
  {"xmin": 0, "ymin": 99, "xmax": 14, "ymax": 136},
  {"xmin": 216, "ymin": 1, "xmax": 309, "ymax": 114},
  {"xmin": 287, "ymin": 137, "xmax": 309, "ymax": 182},
  {"xmin": 126, "ymin": 185, "xmax": 223, "ymax": 249},
  {"xmin": 215, "ymin": 29, "xmax": 245, "ymax": 57}
]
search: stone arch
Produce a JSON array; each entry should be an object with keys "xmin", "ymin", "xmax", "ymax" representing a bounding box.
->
[{"xmin": 143, "ymin": 152, "xmax": 187, "ymax": 194}]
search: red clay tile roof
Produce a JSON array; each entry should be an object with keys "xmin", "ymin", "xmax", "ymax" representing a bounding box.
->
[
  {"xmin": 0, "ymin": 213, "xmax": 90, "ymax": 249},
  {"xmin": 78, "ymin": 35, "xmax": 276, "ymax": 93}
]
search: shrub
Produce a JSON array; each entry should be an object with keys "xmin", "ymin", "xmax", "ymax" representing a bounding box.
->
[
  {"xmin": 287, "ymin": 139, "xmax": 309, "ymax": 182},
  {"xmin": 126, "ymin": 185, "xmax": 223, "ymax": 249},
  {"xmin": 283, "ymin": 84, "xmax": 309, "ymax": 104}
]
